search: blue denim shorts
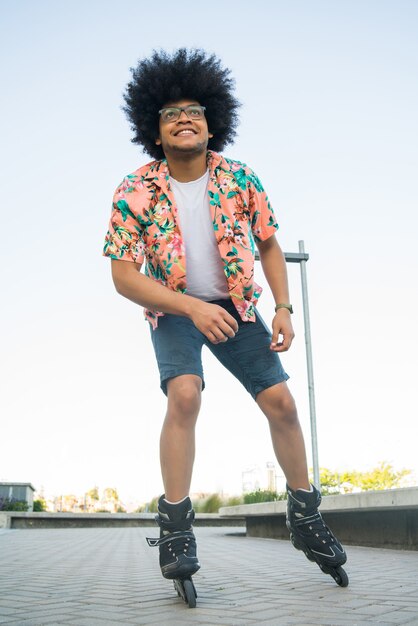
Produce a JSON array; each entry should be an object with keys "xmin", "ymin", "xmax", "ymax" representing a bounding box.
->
[{"xmin": 149, "ymin": 299, "xmax": 289, "ymax": 400}]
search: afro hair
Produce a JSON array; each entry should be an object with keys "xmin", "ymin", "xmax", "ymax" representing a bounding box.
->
[{"xmin": 122, "ymin": 48, "xmax": 241, "ymax": 160}]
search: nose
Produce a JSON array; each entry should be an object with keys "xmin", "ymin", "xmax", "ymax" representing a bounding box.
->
[{"xmin": 177, "ymin": 109, "xmax": 191, "ymax": 122}]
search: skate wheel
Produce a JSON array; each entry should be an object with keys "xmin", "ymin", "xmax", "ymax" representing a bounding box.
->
[
  {"xmin": 183, "ymin": 578, "xmax": 197, "ymax": 608},
  {"xmin": 333, "ymin": 566, "xmax": 349, "ymax": 587}
]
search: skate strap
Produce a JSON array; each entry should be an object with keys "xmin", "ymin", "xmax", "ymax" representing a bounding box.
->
[
  {"xmin": 155, "ymin": 512, "xmax": 195, "ymax": 532},
  {"xmin": 287, "ymin": 489, "xmax": 321, "ymax": 510},
  {"xmin": 293, "ymin": 512, "xmax": 336, "ymax": 542},
  {"xmin": 146, "ymin": 537, "xmax": 161, "ymax": 547},
  {"xmin": 293, "ymin": 512, "xmax": 324, "ymax": 526},
  {"xmin": 146, "ymin": 530, "xmax": 195, "ymax": 548}
]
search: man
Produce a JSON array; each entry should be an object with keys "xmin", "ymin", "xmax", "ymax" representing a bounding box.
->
[{"xmin": 104, "ymin": 48, "xmax": 347, "ymax": 585}]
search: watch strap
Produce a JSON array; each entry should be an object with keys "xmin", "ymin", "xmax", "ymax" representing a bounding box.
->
[{"xmin": 275, "ymin": 303, "xmax": 293, "ymax": 314}]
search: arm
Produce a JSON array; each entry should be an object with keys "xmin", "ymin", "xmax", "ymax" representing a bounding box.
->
[
  {"xmin": 111, "ymin": 259, "xmax": 238, "ymax": 344},
  {"xmin": 256, "ymin": 235, "xmax": 295, "ymax": 352}
]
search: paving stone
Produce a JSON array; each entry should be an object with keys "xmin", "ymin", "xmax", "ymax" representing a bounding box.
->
[
  {"xmin": 6, "ymin": 617, "xmax": 75, "ymax": 626},
  {"xmin": 60, "ymin": 617, "xmax": 124, "ymax": 626},
  {"xmin": 1, "ymin": 527, "xmax": 418, "ymax": 625},
  {"xmin": 367, "ymin": 612, "xmax": 418, "ymax": 624},
  {"xmin": 0, "ymin": 607, "xmax": 26, "ymax": 617}
]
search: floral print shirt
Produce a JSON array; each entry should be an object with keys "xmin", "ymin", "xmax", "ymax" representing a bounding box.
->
[{"xmin": 103, "ymin": 151, "xmax": 279, "ymax": 328}]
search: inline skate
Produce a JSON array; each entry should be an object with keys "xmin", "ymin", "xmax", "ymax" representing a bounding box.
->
[
  {"xmin": 146, "ymin": 495, "xmax": 200, "ymax": 607},
  {"xmin": 286, "ymin": 484, "xmax": 349, "ymax": 587}
]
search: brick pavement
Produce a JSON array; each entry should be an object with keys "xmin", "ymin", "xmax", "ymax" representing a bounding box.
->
[{"xmin": 0, "ymin": 527, "xmax": 417, "ymax": 626}]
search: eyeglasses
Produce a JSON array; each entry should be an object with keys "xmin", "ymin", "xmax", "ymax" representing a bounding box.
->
[{"xmin": 158, "ymin": 105, "xmax": 206, "ymax": 123}]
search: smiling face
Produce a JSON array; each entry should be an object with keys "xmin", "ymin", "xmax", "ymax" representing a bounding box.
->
[{"xmin": 155, "ymin": 99, "xmax": 213, "ymax": 159}]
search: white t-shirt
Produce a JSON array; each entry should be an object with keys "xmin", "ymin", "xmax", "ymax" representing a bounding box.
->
[{"xmin": 170, "ymin": 170, "xmax": 229, "ymax": 301}]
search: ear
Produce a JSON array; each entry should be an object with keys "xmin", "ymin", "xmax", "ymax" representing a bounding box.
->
[
  {"xmin": 208, "ymin": 132, "xmax": 214, "ymax": 139},
  {"xmin": 155, "ymin": 137, "xmax": 162, "ymax": 145}
]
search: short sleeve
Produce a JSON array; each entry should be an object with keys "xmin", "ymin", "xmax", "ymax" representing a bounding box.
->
[
  {"xmin": 247, "ymin": 167, "xmax": 279, "ymax": 243},
  {"xmin": 103, "ymin": 190, "xmax": 145, "ymax": 264}
]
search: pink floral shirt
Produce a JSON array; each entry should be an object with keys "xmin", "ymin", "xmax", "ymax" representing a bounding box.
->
[{"xmin": 103, "ymin": 151, "xmax": 279, "ymax": 328}]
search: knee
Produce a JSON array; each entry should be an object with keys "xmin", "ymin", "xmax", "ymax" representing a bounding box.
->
[
  {"xmin": 167, "ymin": 379, "xmax": 201, "ymax": 424},
  {"xmin": 259, "ymin": 387, "xmax": 299, "ymax": 429}
]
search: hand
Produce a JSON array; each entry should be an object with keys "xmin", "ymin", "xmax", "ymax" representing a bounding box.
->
[
  {"xmin": 270, "ymin": 309, "xmax": 295, "ymax": 352},
  {"xmin": 190, "ymin": 301, "xmax": 239, "ymax": 344}
]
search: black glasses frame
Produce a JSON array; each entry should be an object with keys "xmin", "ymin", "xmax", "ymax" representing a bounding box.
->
[{"xmin": 158, "ymin": 105, "xmax": 206, "ymax": 122}]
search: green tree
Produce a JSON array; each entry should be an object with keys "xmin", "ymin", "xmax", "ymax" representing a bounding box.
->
[
  {"xmin": 103, "ymin": 487, "xmax": 119, "ymax": 501},
  {"xmin": 345, "ymin": 462, "xmax": 412, "ymax": 491},
  {"xmin": 87, "ymin": 487, "xmax": 99, "ymax": 500},
  {"xmin": 319, "ymin": 461, "xmax": 412, "ymax": 493},
  {"xmin": 319, "ymin": 468, "xmax": 342, "ymax": 495},
  {"xmin": 33, "ymin": 498, "xmax": 47, "ymax": 512}
]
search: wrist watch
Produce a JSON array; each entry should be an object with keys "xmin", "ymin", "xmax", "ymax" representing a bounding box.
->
[{"xmin": 275, "ymin": 303, "xmax": 293, "ymax": 314}]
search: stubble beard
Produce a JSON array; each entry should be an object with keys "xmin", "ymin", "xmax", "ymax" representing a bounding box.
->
[{"xmin": 164, "ymin": 139, "xmax": 208, "ymax": 159}]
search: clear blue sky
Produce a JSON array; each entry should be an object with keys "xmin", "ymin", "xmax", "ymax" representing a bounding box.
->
[{"xmin": 1, "ymin": 0, "xmax": 417, "ymax": 504}]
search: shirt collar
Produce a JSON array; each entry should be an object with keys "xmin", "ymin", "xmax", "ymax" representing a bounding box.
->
[{"xmin": 147, "ymin": 151, "xmax": 224, "ymax": 189}]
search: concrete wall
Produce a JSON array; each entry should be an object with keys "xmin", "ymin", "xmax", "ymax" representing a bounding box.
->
[
  {"xmin": 0, "ymin": 512, "xmax": 245, "ymax": 530},
  {"xmin": 219, "ymin": 487, "xmax": 418, "ymax": 550},
  {"xmin": 244, "ymin": 509, "xmax": 418, "ymax": 550}
]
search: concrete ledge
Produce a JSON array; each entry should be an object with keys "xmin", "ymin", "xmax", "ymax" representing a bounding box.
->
[
  {"xmin": 219, "ymin": 487, "xmax": 418, "ymax": 550},
  {"xmin": 0, "ymin": 512, "xmax": 245, "ymax": 530}
]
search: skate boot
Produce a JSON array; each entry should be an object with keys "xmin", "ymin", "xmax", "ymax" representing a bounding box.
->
[
  {"xmin": 146, "ymin": 495, "xmax": 200, "ymax": 579},
  {"xmin": 286, "ymin": 484, "xmax": 349, "ymax": 587}
]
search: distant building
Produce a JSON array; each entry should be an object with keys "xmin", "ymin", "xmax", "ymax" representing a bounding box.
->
[
  {"xmin": 0, "ymin": 483, "xmax": 35, "ymax": 511},
  {"xmin": 51, "ymin": 488, "xmax": 126, "ymax": 513},
  {"xmin": 242, "ymin": 463, "xmax": 286, "ymax": 493}
]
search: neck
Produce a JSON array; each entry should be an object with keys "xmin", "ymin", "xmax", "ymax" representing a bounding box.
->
[{"xmin": 165, "ymin": 151, "xmax": 208, "ymax": 182}]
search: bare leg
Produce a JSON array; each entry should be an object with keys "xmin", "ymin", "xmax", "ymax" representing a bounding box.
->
[
  {"xmin": 256, "ymin": 381, "xmax": 310, "ymax": 491},
  {"xmin": 160, "ymin": 374, "xmax": 202, "ymax": 502}
]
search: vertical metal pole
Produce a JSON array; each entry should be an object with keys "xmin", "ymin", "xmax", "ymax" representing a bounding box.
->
[{"xmin": 298, "ymin": 240, "xmax": 320, "ymax": 489}]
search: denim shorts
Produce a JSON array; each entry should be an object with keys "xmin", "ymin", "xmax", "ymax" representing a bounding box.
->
[{"xmin": 149, "ymin": 299, "xmax": 289, "ymax": 400}]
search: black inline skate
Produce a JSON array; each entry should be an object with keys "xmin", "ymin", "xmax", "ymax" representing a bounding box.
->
[
  {"xmin": 286, "ymin": 484, "xmax": 349, "ymax": 587},
  {"xmin": 146, "ymin": 495, "xmax": 200, "ymax": 607}
]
